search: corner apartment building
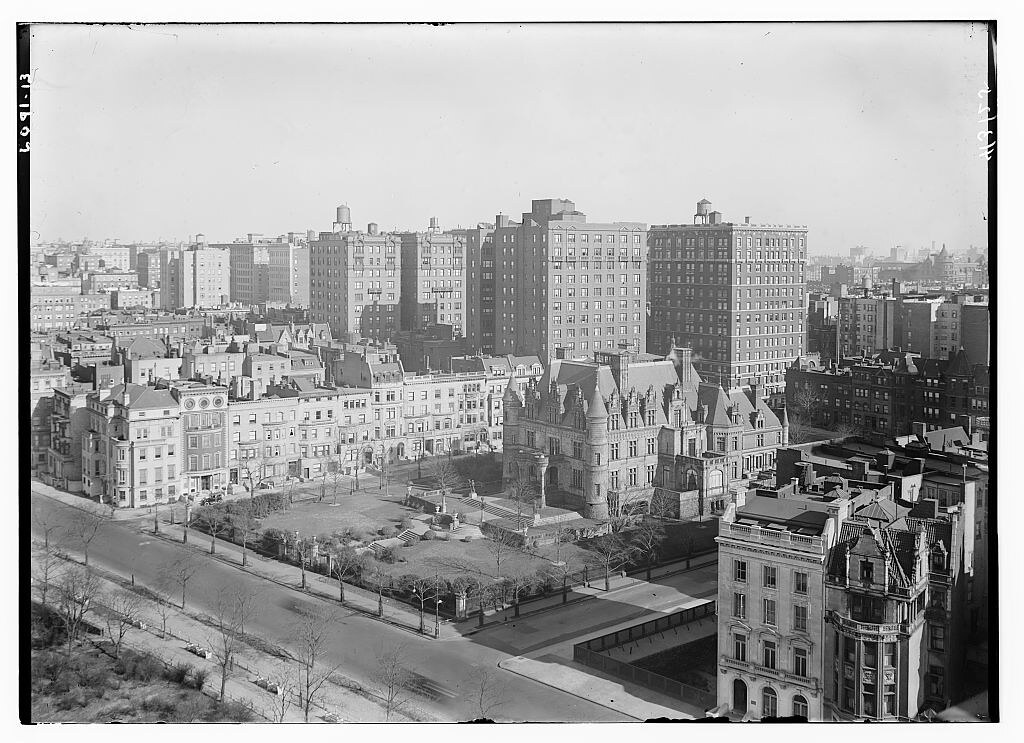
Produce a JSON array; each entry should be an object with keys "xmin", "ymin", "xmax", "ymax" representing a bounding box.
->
[
  {"xmin": 399, "ymin": 222, "xmax": 467, "ymax": 336},
  {"xmin": 81, "ymin": 384, "xmax": 184, "ymax": 508},
  {"xmin": 136, "ymin": 250, "xmax": 162, "ymax": 289},
  {"xmin": 648, "ymin": 199, "xmax": 808, "ymax": 403},
  {"xmin": 309, "ymin": 207, "xmax": 401, "ymax": 341},
  {"xmin": 491, "ymin": 199, "xmax": 648, "ymax": 359}
]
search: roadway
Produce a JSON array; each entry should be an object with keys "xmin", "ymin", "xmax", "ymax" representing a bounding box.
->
[{"xmin": 31, "ymin": 490, "xmax": 717, "ymax": 722}]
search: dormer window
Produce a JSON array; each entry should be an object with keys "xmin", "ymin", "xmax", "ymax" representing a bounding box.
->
[{"xmin": 859, "ymin": 560, "xmax": 874, "ymax": 582}]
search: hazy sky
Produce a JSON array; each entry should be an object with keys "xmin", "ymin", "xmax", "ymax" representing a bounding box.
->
[{"xmin": 28, "ymin": 22, "xmax": 989, "ymax": 254}]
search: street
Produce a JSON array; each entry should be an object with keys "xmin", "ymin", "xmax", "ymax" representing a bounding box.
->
[{"xmin": 33, "ymin": 491, "xmax": 695, "ymax": 722}]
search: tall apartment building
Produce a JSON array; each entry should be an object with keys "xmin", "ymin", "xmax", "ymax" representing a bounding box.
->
[
  {"xmin": 268, "ymin": 241, "xmax": 310, "ymax": 307},
  {"xmin": 136, "ymin": 250, "xmax": 162, "ymax": 290},
  {"xmin": 159, "ymin": 243, "xmax": 230, "ymax": 309},
  {"xmin": 399, "ymin": 220, "xmax": 467, "ymax": 336},
  {"xmin": 223, "ymin": 241, "xmax": 271, "ymax": 305},
  {"xmin": 648, "ymin": 199, "xmax": 808, "ymax": 402},
  {"xmin": 837, "ymin": 295, "xmax": 898, "ymax": 357},
  {"xmin": 450, "ymin": 222, "xmax": 495, "ymax": 354},
  {"xmin": 309, "ymin": 206, "xmax": 401, "ymax": 341},
  {"xmin": 492, "ymin": 199, "xmax": 648, "ymax": 359}
]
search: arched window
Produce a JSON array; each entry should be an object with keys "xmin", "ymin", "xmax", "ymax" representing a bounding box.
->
[
  {"xmin": 762, "ymin": 687, "xmax": 778, "ymax": 718},
  {"xmin": 792, "ymin": 694, "xmax": 808, "ymax": 719}
]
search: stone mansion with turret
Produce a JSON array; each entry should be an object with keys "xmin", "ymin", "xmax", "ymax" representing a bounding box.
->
[{"xmin": 502, "ymin": 346, "xmax": 788, "ymax": 521}]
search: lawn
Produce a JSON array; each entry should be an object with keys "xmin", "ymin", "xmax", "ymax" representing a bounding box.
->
[
  {"xmin": 632, "ymin": 633, "xmax": 718, "ymax": 690},
  {"xmin": 258, "ymin": 491, "xmax": 418, "ymax": 541}
]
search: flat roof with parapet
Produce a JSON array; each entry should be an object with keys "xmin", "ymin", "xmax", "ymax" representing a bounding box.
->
[{"xmin": 734, "ymin": 495, "xmax": 832, "ymax": 536}]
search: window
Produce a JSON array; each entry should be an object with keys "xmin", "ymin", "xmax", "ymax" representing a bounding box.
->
[
  {"xmin": 762, "ymin": 687, "xmax": 778, "ymax": 718},
  {"xmin": 763, "ymin": 640, "xmax": 777, "ymax": 669},
  {"xmin": 794, "ymin": 647, "xmax": 808, "ymax": 677},
  {"xmin": 792, "ymin": 695, "xmax": 808, "ymax": 719},
  {"xmin": 929, "ymin": 625, "xmax": 946, "ymax": 652},
  {"xmin": 734, "ymin": 633, "xmax": 747, "ymax": 662},
  {"xmin": 860, "ymin": 559, "xmax": 874, "ymax": 582},
  {"xmin": 793, "ymin": 570, "xmax": 808, "ymax": 595},
  {"xmin": 864, "ymin": 642, "xmax": 878, "ymax": 668},
  {"xmin": 733, "ymin": 592, "xmax": 747, "ymax": 619},
  {"xmin": 794, "ymin": 604, "xmax": 808, "ymax": 632},
  {"xmin": 763, "ymin": 598, "xmax": 776, "ymax": 626},
  {"xmin": 928, "ymin": 665, "xmax": 945, "ymax": 697},
  {"xmin": 734, "ymin": 560, "xmax": 747, "ymax": 582},
  {"xmin": 883, "ymin": 642, "xmax": 896, "ymax": 667},
  {"xmin": 763, "ymin": 565, "xmax": 777, "ymax": 589},
  {"xmin": 863, "ymin": 683, "xmax": 877, "ymax": 717}
]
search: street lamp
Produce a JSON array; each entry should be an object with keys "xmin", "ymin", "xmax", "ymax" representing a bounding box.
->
[{"xmin": 434, "ymin": 572, "xmax": 442, "ymax": 638}]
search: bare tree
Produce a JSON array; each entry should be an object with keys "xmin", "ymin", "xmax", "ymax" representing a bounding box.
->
[
  {"xmin": 501, "ymin": 567, "xmax": 538, "ymax": 619},
  {"xmin": 238, "ymin": 451, "xmax": 270, "ymax": 496},
  {"xmin": 371, "ymin": 642, "xmax": 414, "ymax": 721},
  {"xmin": 102, "ymin": 588, "xmax": 144, "ymax": 659},
  {"xmin": 326, "ymin": 543, "xmax": 366, "ymax": 604},
  {"xmin": 33, "ymin": 507, "xmax": 61, "ymax": 552},
  {"xmin": 406, "ymin": 575, "xmax": 440, "ymax": 634},
  {"xmin": 631, "ymin": 516, "xmax": 666, "ymax": 582},
  {"xmin": 193, "ymin": 505, "xmax": 230, "ymax": 555},
  {"xmin": 55, "ymin": 565, "xmax": 101, "ymax": 657},
  {"xmin": 293, "ymin": 536, "xmax": 318, "ymax": 590},
  {"xmin": 32, "ymin": 541, "xmax": 64, "ymax": 606},
  {"xmin": 366, "ymin": 567, "xmax": 393, "ymax": 617},
  {"xmin": 506, "ymin": 473, "xmax": 538, "ymax": 526},
  {"xmin": 483, "ymin": 528, "xmax": 521, "ymax": 580},
  {"xmin": 290, "ymin": 603, "xmax": 341, "ymax": 723},
  {"xmin": 430, "ymin": 458, "xmax": 465, "ymax": 504},
  {"xmin": 585, "ymin": 534, "xmax": 635, "ymax": 591},
  {"xmin": 63, "ymin": 508, "xmax": 110, "ymax": 566},
  {"xmin": 209, "ymin": 585, "xmax": 255, "ymax": 703},
  {"xmin": 162, "ymin": 554, "xmax": 200, "ymax": 610},
  {"xmin": 268, "ymin": 664, "xmax": 301, "ymax": 723},
  {"xmin": 226, "ymin": 499, "xmax": 259, "ymax": 567},
  {"xmin": 468, "ymin": 667, "xmax": 505, "ymax": 721},
  {"xmin": 328, "ymin": 441, "xmax": 346, "ymax": 505}
]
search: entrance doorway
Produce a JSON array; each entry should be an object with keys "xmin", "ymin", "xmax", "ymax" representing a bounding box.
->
[{"xmin": 733, "ymin": 679, "xmax": 747, "ymax": 712}]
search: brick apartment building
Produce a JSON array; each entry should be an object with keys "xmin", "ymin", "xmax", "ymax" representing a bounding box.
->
[
  {"xmin": 490, "ymin": 199, "xmax": 648, "ymax": 359},
  {"xmin": 398, "ymin": 221, "xmax": 467, "ymax": 337},
  {"xmin": 648, "ymin": 199, "xmax": 808, "ymax": 404},
  {"xmin": 309, "ymin": 207, "xmax": 401, "ymax": 341}
]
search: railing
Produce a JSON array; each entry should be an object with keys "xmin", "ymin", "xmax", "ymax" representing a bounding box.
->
[
  {"xmin": 573, "ymin": 601, "xmax": 717, "ymax": 710},
  {"xmin": 828, "ymin": 611, "xmax": 909, "ymax": 636},
  {"xmin": 719, "ymin": 522, "xmax": 825, "ymax": 553},
  {"xmin": 719, "ymin": 656, "xmax": 817, "ymax": 688}
]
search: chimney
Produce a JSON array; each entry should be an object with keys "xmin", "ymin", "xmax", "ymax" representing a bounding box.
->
[
  {"xmin": 911, "ymin": 421, "xmax": 927, "ymax": 441},
  {"xmin": 746, "ymin": 378, "xmax": 759, "ymax": 406},
  {"xmin": 745, "ymin": 216, "xmax": 751, "ymax": 225}
]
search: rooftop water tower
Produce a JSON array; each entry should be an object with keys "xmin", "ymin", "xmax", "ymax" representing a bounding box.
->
[
  {"xmin": 429, "ymin": 216, "xmax": 441, "ymax": 233},
  {"xmin": 333, "ymin": 204, "xmax": 352, "ymax": 233},
  {"xmin": 694, "ymin": 199, "xmax": 711, "ymax": 225}
]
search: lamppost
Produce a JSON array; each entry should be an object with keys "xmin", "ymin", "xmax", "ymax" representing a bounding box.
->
[{"xmin": 434, "ymin": 572, "xmax": 441, "ymax": 638}]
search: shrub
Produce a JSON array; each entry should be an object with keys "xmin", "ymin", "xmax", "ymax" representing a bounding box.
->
[
  {"xmin": 55, "ymin": 685, "xmax": 90, "ymax": 711},
  {"xmin": 379, "ymin": 525, "xmax": 398, "ymax": 539},
  {"xmin": 166, "ymin": 661, "xmax": 192, "ymax": 684},
  {"xmin": 422, "ymin": 530, "xmax": 436, "ymax": 541},
  {"xmin": 378, "ymin": 547, "xmax": 397, "ymax": 564},
  {"xmin": 188, "ymin": 667, "xmax": 211, "ymax": 690},
  {"xmin": 400, "ymin": 517, "xmax": 414, "ymax": 530}
]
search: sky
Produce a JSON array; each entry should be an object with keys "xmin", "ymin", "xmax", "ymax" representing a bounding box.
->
[{"xmin": 28, "ymin": 22, "xmax": 990, "ymax": 255}]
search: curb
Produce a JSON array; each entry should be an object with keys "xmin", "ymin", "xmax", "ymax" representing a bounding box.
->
[{"xmin": 496, "ymin": 656, "xmax": 643, "ymax": 722}]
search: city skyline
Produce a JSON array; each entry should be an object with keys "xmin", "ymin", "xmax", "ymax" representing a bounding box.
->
[{"xmin": 29, "ymin": 23, "xmax": 988, "ymax": 254}]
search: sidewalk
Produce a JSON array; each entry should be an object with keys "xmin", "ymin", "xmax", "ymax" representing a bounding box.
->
[
  {"xmin": 32, "ymin": 479, "xmax": 147, "ymax": 522},
  {"xmin": 32, "ymin": 544, "xmax": 420, "ymax": 722},
  {"xmin": 499, "ymin": 604, "xmax": 714, "ymax": 721}
]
